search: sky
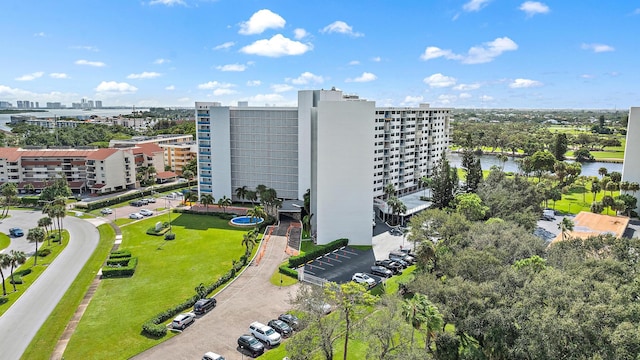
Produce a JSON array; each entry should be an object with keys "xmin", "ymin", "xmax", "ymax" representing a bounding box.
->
[{"xmin": 0, "ymin": 0, "xmax": 638, "ymax": 109}]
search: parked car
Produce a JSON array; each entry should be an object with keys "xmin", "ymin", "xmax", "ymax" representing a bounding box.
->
[
  {"xmin": 268, "ymin": 319, "xmax": 293, "ymax": 337},
  {"xmin": 171, "ymin": 312, "xmax": 196, "ymax": 330},
  {"xmin": 130, "ymin": 200, "xmax": 143, "ymax": 207},
  {"xmin": 389, "ymin": 251, "xmax": 415, "ymax": 265},
  {"xmin": 370, "ymin": 265, "xmax": 393, "ymax": 278},
  {"xmin": 249, "ymin": 321, "xmax": 281, "ymax": 346},
  {"xmin": 374, "ymin": 259, "xmax": 403, "ymax": 274},
  {"xmin": 145, "ymin": 197, "xmax": 156, "ymax": 203},
  {"xmin": 129, "ymin": 213, "xmax": 144, "ymax": 220},
  {"xmin": 194, "ymin": 297, "xmax": 217, "ymax": 315},
  {"xmin": 237, "ymin": 335, "xmax": 265, "ymax": 357},
  {"xmin": 388, "ymin": 257, "xmax": 409, "ymax": 268},
  {"xmin": 278, "ymin": 313, "xmax": 300, "ymax": 330},
  {"xmin": 352, "ymin": 272, "xmax": 376, "ymax": 288},
  {"xmin": 100, "ymin": 208, "xmax": 113, "ymax": 215},
  {"xmin": 542, "ymin": 209, "xmax": 555, "ymax": 221},
  {"xmin": 202, "ymin": 352, "xmax": 225, "ymax": 360},
  {"xmin": 139, "ymin": 209, "xmax": 154, "ymax": 216},
  {"xmin": 139, "ymin": 199, "xmax": 149, "ymax": 205},
  {"xmin": 9, "ymin": 228, "xmax": 24, "ymax": 237}
]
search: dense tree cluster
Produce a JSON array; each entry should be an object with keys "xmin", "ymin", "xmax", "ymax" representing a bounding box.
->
[{"xmin": 9, "ymin": 123, "xmax": 138, "ymax": 147}]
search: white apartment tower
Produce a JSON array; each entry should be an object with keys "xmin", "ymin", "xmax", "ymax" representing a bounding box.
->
[{"xmin": 195, "ymin": 89, "xmax": 451, "ymax": 245}]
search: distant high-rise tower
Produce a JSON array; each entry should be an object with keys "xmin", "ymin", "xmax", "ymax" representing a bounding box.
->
[{"xmin": 95, "ymin": 100, "xmax": 103, "ymax": 109}]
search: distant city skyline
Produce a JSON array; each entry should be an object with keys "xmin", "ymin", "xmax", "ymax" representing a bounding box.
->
[{"xmin": 1, "ymin": 1, "xmax": 638, "ymax": 109}]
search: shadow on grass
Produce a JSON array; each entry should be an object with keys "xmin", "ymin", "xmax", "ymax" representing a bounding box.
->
[{"xmin": 169, "ymin": 213, "xmax": 239, "ymax": 231}]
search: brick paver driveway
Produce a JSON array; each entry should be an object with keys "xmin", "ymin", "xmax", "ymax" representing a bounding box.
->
[{"xmin": 133, "ymin": 234, "xmax": 299, "ymax": 360}]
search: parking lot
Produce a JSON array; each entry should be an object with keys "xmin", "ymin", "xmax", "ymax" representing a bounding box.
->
[{"xmin": 301, "ymin": 246, "xmax": 384, "ymax": 284}]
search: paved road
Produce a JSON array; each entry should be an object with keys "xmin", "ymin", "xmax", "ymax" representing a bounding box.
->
[
  {"xmin": 0, "ymin": 213, "xmax": 100, "ymax": 360},
  {"xmin": 133, "ymin": 234, "xmax": 298, "ymax": 360},
  {"xmin": 0, "ymin": 209, "xmax": 44, "ymax": 259}
]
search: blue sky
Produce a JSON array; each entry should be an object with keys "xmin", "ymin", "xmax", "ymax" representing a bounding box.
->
[{"xmin": 1, "ymin": 0, "xmax": 638, "ymax": 109}]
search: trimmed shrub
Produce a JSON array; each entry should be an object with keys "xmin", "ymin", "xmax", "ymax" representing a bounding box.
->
[
  {"xmin": 172, "ymin": 209, "xmax": 236, "ymax": 220},
  {"xmin": 164, "ymin": 233, "xmax": 175, "ymax": 240},
  {"xmin": 109, "ymin": 249, "xmax": 131, "ymax": 258},
  {"xmin": 0, "ymin": 297, "xmax": 7, "ymax": 305},
  {"xmin": 102, "ymin": 257, "xmax": 138, "ymax": 278},
  {"xmin": 106, "ymin": 258, "xmax": 131, "ymax": 266},
  {"xmin": 279, "ymin": 264, "xmax": 298, "ymax": 278},
  {"xmin": 10, "ymin": 275, "xmax": 23, "ymax": 284},
  {"xmin": 20, "ymin": 196, "xmax": 40, "ymax": 206},
  {"xmin": 14, "ymin": 268, "xmax": 32, "ymax": 277},
  {"xmin": 146, "ymin": 227, "xmax": 171, "ymax": 236},
  {"xmin": 36, "ymin": 248, "xmax": 52, "ymax": 257},
  {"xmin": 288, "ymin": 238, "xmax": 349, "ymax": 268}
]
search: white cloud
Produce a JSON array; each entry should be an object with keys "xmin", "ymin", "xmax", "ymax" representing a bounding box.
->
[
  {"xmin": 509, "ymin": 78, "xmax": 543, "ymax": 88},
  {"xmin": 71, "ymin": 45, "xmax": 99, "ymax": 52},
  {"xmin": 294, "ymin": 28, "xmax": 308, "ymax": 40},
  {"xmin": 197, "ymin": 81, "xmax": 236, "ymax": 90},
  {"xmin": 213, "ymin": 88, "xmax": 238, "ymax": 96},
  {"xmin": 423, "ymin": 73, "xmax": 457, "ymax": 88},
  {"xmin": 153, "ymin": 58, "xmax": 170, "ymax": 64},
  {"xmin": 247, "ymin": 93, "xmax": 287, "ymax": 104},
  {"xmin": 453, "ymin": 83, "xmax": 481, "ymax": 91},
  {"xmin": 348, "ymin": 60, "xmax": 360, "ymax": 65},
  {"xmin": 271, "ymin": 84, "xmax": 294, "ymax": 92},
  {"xmin": 95, "ymin": 81, "xmax": 138, "ymax": 94},
  {"xmin": 15, "ymin": 72, "xmax": 44, "ymax": 81},
  {"xmin": 214, "ymin": 42, "xmax": 235, "ymax": 50},
  {"xmin": 239, "ymin": 9, "xmax": 286, "ymax": 35},
  {"xmin": 634, "ymin": 8, "xmax": 640, "ymax": 15},
  {"xmin": 75, "ymin": 59, "xmax": 106, "ymax": 67},
  {"xmin": 177, "ymin": 97, "xmax": 191, "ymax": 103},
  {"xmin": 400, "ymin": 95, "xmax": 424, "ymax": 106},
  {"xmin": 247, "ymin": 80, "xmax": 262, "ymax": 86},
  {"xmin": 241, "ymin": 34, "xmax": 312, "ymax": 57},
  {"xmin": 0, "ymin": 85, "xmax": 80, "ymax": 103},
  {"xmin": 463, "ymin": 0, "xmax": 491, "ymax": 12},
  {"xmin": 49, "ymin": 73, "xmax": 69, "ymax": 79},
  {"xmin": 421, "ymin": 37, "xmax": 518, "ymax": 64},
  {"xmin": 288, "ymin": 72, "xmax": 324, "ymax": 85},
  {"xmin": 580, "ymin": 74, "xmax": 595, "ymax": 79},
  {"xmin": 459, "ymin": 93, "xmax": 472, "ymax": 99},
  {"xmin": 216, "ymin": 64, "xmax": 246, "ymax": 72},
  {"xmin": 127, "ymin": 71, "xmax": 162, "ymax": 79},
  {"xmin": 165, "ymin": 85, "xmax": 175, "ymax": 90},
  {"xmin": 480, "ymin": 95, "xmax": 494, "ymax": 102},
  {"xmin": 321, "ymin": 21, "xmax": 363, "ymax": 37},
  {"xmin": 436, "ymin": 94, "xmax": 458, "ymax": 106},
  {"xmin": 346, "ymin": 72, "xmax": 377, "ymax": 83},
  {"xmin": 33, "ymin": 32, "xmax": 46, "ymax": 37},
  {"xmin": 519, "ymin": 1, "xmax": 550, "ymax": 16},
  {"xmin": 149, "ymin": 0, "xmax": 185, "ymax": 6},
  {"xmin": 581, "ymin": 43, "xmax": 615, "ymax": 53},
  {"xmin": 371, "ymin": 56, "xmax": 381, "ymax": 62}
]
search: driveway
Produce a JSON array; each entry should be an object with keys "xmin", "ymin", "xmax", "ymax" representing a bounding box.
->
[
  {"xmin": 0, "ymin": 212, "xmax": 100, "ymax": 360},
  {"xmin": 133, "ymin": 234, "xmax": 298, "ymax": 360}
]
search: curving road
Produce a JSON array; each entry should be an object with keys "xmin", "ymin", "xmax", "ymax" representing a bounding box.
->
[{"xmin": 0, "ymin": 212, "xmax": 100, "ymax": 360}]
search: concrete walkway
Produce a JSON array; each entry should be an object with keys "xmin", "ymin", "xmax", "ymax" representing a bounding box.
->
[
  {"xmin": 0, "ymin": 216, "xmax": 99, "ymax": 360},
  {"xmin": 133, "ymin": 234, "xmax": 298, "ymax": 360}
]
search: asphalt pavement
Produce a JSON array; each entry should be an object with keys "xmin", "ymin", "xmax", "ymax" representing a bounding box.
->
[{"xmin": 0, "ymin": 212, "xmax": 100, "ymax": 360}]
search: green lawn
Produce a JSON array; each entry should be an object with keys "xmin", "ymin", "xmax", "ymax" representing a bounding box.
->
[
  {"xmin": 22, "ymin": 224, "xmax": 116, "ymax": 360},
  {"xmin": 0, "ymin": 233, "xmax": 9, "ymax": 251},
  {"xmin": 63, "ymin": 213, "xmax": 252, "ymax": 360},
  {"xmin": 548, "ymin": 184, "xmax": 621, "ymax": 215},
  {"xmin": 0, "ymin": 231, "xmax": 70, "ymax": 316}
]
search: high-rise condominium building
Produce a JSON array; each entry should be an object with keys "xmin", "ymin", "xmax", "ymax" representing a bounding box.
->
[{"xmin": 195, "ymin": 89, "xmax": 450, "ymax": 245}]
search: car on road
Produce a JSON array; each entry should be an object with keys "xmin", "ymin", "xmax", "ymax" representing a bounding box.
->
[
  {"xmin": 249, "ymin": 321, "xmax": 281, "ymax": 346},
  {"xmin": 370, "ymin": 265, "xmax": 393, "ymax": 278},
  {"xmin": 100, "ymin": 208, "xmax": 113, "ymax": 215},
  {"xmin": 193, "ymin": 297, "xmax": 217, "ymax": 315},
  {"xmin": 278, "ymin": 313, "xmax": 300, "ymax": 330},
  {"xmin": 268, "ymin": 319, "xmax": 293, "ymax": 337},
  {"xmin": 202, "ymin": 352, "xmax": 225, "ymax": 360},
  {"xmin": 237, "ymin": 335, "xmax": 265, "ymax": 357},
  {"xmin": 129, "ymin": 213, "xmax": 144, "ymax": 220},
  {"xmin": 375, "ymin": 259, "xmax": 403, "ymax": 274},
  {"xmin": 171, "ymin": 312, "xmax": 196, "ymax": 330},
  {"xmin": 139, "ymin": 209, "xmax": 154, "ymax": 216},
  {"xmin": 352, "ymin": 272, "xmax": 376, "ymax": 288},
  {"xmin": 9, "ymin": 228, "xmax": 24, "ymax": 237}
]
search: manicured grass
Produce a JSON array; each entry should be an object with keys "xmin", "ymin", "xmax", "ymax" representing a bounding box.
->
[
  {"xmin": 0, "ymin": 233, "xmax": 9, "ymax": 251},
  {"xmin": 114, "ymin": 218, "xmax": 135, "ymax": 226},
  {"xmin": 63, "ymin": 213, "xmax": 251, "ymax": 360},
  {"xmin": 549, "ymin": 184, "xmax": 621, "ymax": 215},
  {"xmin": 370, "ymin": 265, "xmax": 416, "ymax": 296},
  {"xmin": 270, "ymin": 265, "xmax": 298, "ymax": 287},
  {"xmin": 350, "ymin": 245, "xmax": 373, "ymax": 251},
  {"xmin": 0, "ymin": 231, "xmax": 70, "ymax": 316},
  {"xmin": 21, "ymin": 224, "xmax": 116, "ymax": 360}
]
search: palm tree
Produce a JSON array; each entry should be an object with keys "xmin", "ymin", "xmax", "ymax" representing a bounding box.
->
[
  {"xmin": 606, "ymin": 181, "xmax": 619, "ymax": 197},
  {"xmin": 200, "ymin": 194, "xmax": 214, "ymax": 212},
  {"xmin": 245, "ymin": 190, "xmax": 258, "ymax": 204},
  {"xmin": 558, "ymin": 217, "xmax": 574, "ymax": 242},
  {"xmin": 420, "ymin": 176, "xmax": 432, "ymax": 197},
  {"xmin": 24, "ymin": 183, "xmax": 35, "ymax": 194},
  {"xmin": 256, "ymin": 184, "xmax": 267, "ymax": 201},
  {"xmin": 247, "ymin": 205, "xmax": 266, "ymax": 223},
  {"xmin": 217, "ymin": 195, "xmax": 232, "ymax": 213},
  {"xmin": 27, "ymin": 227, "xmax": 46, "ymax": 265},
  {"xmin": 8, "ymin": 250, "xmax": 26, "ymax": 292},
  {"xmin": 0, "ymin": 253, "xmax": 10, "ymax": 296},
  {"xmin": 241, "ymin": 230, "xmax": 258, "ymax": 253},
  {"xmin": 591, "ymin": 181, "xmax": 602, "ymax": 201},
  {"xmin": 182, "ymin": 169, "xmax": 194, "ymax": 186},
  {"xmin": 598, "ymin": 167, "xmax": 608, "ymax": 178},
  {"xmin": 629, "ymin": 182, "xmax": 640, "ymax": 196},
  {"xmin": 147, "ymin": 165, "xmax": 156, "ymax": 183},
  {"xmin": 496, "ymin": 153, "xmax": 508, "ymax": 171},
  {"xmin": 402, "ymin": 293, "xmax": 430, "ymax": 347},
  {"xmin": 51, "ymin": 204, "xmax": 66, "ymax": 241},
  {"xmin": 1, "ymin": 183, "xmax": 17, "ymax": 218},
  {"xmin": 38, "ymin": 217, "xmax": 53, "ymax": 246},
  {"xmin": 387, "ymin": 196, "xmax": 406, "ymax": 226},
  {"xmin": 421, "ymin": 301, "xmax": 444, "ymax": 351},
  {"xmin": 235, "ymin": 186, "xmax": 248, "ymax": 204},
  {"xmin": 185, "ymin": 191, "xmax": 198, "ymax": 205}
]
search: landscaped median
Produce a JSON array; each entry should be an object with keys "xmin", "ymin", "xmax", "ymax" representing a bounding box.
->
[{"xmin": 62, "ymin": 213, "xmax": 261, "ymax": 360}]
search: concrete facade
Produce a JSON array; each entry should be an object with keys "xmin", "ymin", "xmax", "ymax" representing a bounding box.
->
[{"xmin": 622, "ymin": 107, "xmax": 640, "ymax": 211}]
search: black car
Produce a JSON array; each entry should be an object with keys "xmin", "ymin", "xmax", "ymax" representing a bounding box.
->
[
  {"xmin": 237, "ymin": 335, "xmax": 265, "ymax": 357},
  {"xmin": 278, "ymin": 313, "xmax": 300, "ymax": 330},
  {"xmin": 370, "ymin": 265, "xmax": 393, "ymax": 278},
  {"xmin": 193, "ymin": 297, "xmax": 217, "ymax": 315},
  {"xmin": 375, "ymin": 259, "xmax": 403, "ymax": 274},
  {"xmin": 268, "ymin": 319, "xmax": 293, "ymax": 337},
  {"xmin": 130, "ymin": 200, "xmax": 143, "ymax": 207}
]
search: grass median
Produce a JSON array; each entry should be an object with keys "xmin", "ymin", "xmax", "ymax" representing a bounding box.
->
[{"xmin": 63, "ymin": 213, "xmax": 253, "ymax": 360}]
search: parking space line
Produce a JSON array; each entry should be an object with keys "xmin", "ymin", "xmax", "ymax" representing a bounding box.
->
[
  {"xmin": 341, "ymin": 249, "xmax": 359, "ymax": 256},
  {"xmin": 316, "ymin": 260, "xmax": 335, "ymax": 267}
]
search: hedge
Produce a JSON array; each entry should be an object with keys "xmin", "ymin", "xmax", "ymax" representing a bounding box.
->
[
  {"xmin": 142, "ymin": 248, "xmax": 252, "ymax": 338},
  {"xmin": 9, "ymin": 275, "xmax": 23, "ymax": 284},
  {"xmin": 14, "ymin": 268, "xmax": 32, "ymax": 277},
  {"xmin": 279, "ymin": 264, "xmax": 298, "ymax": 278},
  {"xmin": 288, "ymin": 238, "xmax": 349, "ymax": 268},
  {"xmin": 101, "ymin": 257, "xmax": 138, "ymax": 278},
  {"xmin": 146, "ymin": 222, "xmax": 171, "ymax": 236},
  {"xmin": 36, "ymin": 248, "xmax": 52, "ymax": 257},
  {"xmin": 76, "ymin": 182, "xmax": 190, "ymax": 210},
  {"xmin": 172, "ymin": 209, "xmax": 236, "ymax": 220},
  {"xmin": 109, "ymin": 249, "xmax": 131, "ymax": 258}
]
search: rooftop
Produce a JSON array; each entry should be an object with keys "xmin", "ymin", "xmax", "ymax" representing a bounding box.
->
[{"xmin": 551, "ymin": 211, "xmax": 630, "ymax": 244}]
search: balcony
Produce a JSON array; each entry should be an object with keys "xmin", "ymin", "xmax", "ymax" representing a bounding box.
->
[
  {"xmin": 199, "ymin": 151, "xmax": 211, "ymax": 156},
  {"xmin": 198, "ymin": 128, "xmax": 210, "ymax": 133}
]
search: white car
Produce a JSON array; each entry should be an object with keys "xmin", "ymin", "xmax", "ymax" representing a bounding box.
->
[
  {"xmin": 249, "ymin": 321, "xmax": 281, "ymax": 346},
  {"xmin": 100, "ymin": 208, "xmax": 113, "ymax": 215},
  {"xmin": 172, "ymin": 312, "xmax": 196, "ymax": 330},
  {"xmin": 139, "ymin": 209, "xmax": 154, "ymax": 216},
  {"xmin": 129, "ymin": 213, "xmax": 144, "ymax": 220},
  {"xmin": 352, "ymin": 272, "xmax": 376, "ymax": 288},
  {"xmin": 202, "ymin": 352, "xmax": 225, "ymax": 360}
]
